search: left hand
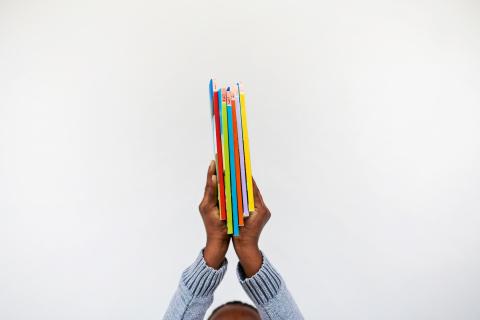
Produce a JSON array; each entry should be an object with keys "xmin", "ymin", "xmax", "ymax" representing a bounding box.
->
[{"xmin": 198, "ymin": 160, "xmax": 230, "ymax": 269}]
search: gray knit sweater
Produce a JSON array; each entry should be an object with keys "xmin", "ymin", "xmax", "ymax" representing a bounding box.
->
[{"xmin": 163, "ymin": 250, "xmax": 303, "ymax": 319}]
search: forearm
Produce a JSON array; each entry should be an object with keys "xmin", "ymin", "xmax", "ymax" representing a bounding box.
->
[
  {"xmin": 236, "ymin": 252, "xmax": 303, "ymax": 320},
  {"xmin": 234, "ymin": 244, "xmax": 263, "ymax": 277},
  {"xmin": 163, "ymin": 249, "xmax": 227, "ymax": 320}
]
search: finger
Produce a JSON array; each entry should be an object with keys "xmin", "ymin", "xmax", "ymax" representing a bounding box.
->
[
  {"xmin": 251, "ymin": 177, "xmax": 264, "ymax": 205},
  {"xmin": 206, "ymin": 160, "xmax": 216, "ymax": 185},
  {"xmin": 203, "ymin": 160, "xmax": 217, "ymax": 204}
]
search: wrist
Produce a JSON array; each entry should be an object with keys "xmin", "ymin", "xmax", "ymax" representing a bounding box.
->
[
  {"xmin": 204, "ymin": 239, "xmax": 229, "ymax": 269},
  {"xmin": 234, "ymin": 244, "xmax": 262, "ymax": 278},
  {"xmin": 234, "ymin": 242, "xmax": 259, "ymax": 258},
  {"xmin": 233, "ymin": 236, "xmax": 259, "ymax": 256}
]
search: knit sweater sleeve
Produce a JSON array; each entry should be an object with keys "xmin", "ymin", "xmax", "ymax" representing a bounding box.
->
[
  {"xmin": 236, "ymin": 253, "xmax": 303, "ymax": 320},
  {"xmin": 163, "ymin": 250, "xmax": 228, "ymax": 320}
]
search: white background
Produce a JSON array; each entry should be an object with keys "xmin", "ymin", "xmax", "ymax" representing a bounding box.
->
[{"xmin": 1, "ymin": 0, "xmax": 480, "ymax": 319}]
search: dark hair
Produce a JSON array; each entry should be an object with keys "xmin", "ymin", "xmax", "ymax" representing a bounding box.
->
[{"xmin": 208, "ymin": 300, "xmax": 258, "ymax": 319}]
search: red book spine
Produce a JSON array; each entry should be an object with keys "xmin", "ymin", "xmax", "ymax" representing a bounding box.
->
[
  {"xmin": 213, "ymin": 91, "xmax": 227, "ymax": 220},
  {"xmin": 231, "ymin": 99, "xmax": 244, "ymax": 226}
]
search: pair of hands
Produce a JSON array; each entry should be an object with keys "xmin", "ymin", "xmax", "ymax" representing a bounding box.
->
[{"xmin": 199, "ymin": 161, "xmax": 271, "ymax": 277}]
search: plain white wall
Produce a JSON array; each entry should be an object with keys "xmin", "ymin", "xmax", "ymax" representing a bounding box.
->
[{"xmin": 1, "ymin": 0, "xmax": 480, "ymax": 319}]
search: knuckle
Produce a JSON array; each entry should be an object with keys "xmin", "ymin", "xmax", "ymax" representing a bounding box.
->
[
  {"xmin": 265, "ymin": 209, "xmax": 271, "ymax": 219},
  {"xmin": 259, "ymin": 206, "xmax": 267, "ymax": 215}
]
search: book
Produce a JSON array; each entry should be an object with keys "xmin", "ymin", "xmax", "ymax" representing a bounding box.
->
[
  {"xmin": 238, "ymin": 83, "xmax": 255, "ymax": 212},
  {"xmin": 226, "ymin": 92, "xmax": 240, "ymax": 236},
  {"xmin": 234, "ymin": 90, "xmax": 249, "ymax": 217},
  {"xmin": 231, "ymin": 96, "xmax": 244, "ymax": 226},
  {"xmin": 208, "ymin": 80, "xmax": 254, "ymax": 236},
  {"xmin": 209, "ymin": 80, "xmax": 227, "ymax": 220},
  {"xmin": 220, "ymin": 89, "xmax": 234, "ymax": 234}
]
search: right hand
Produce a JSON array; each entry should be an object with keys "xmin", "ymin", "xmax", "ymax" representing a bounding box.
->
[{"xmin": 232, "ymin": 178, "xmax": 271, "ymax": 277}]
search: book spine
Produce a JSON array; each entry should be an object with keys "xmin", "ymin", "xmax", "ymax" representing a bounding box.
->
[
  {"xmin": 239, "ymin": 88, "xmax": 255, "ymax": 212},
  {"xmin": 220, "ymin": 90, "xmax": 233, "ymax": 234},
  {"xmin": 231, "ymin": 98, "xmax": 244, "ymax": 226},
  {"xmin": 235, "ymin": 93, "xmax": 249, "ymax": 217},
  {"xmin": 227, "ymin": 97, "xmax": 240, "ymax": 236},
  {"xmin": 213, "ymin": 89, "xmax": 226, "ymax": 220}
]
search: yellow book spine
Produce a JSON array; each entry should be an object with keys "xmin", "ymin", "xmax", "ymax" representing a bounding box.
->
[
  {"xmin": 222, "ymin": 99, "xmax": 234, "ymax": 234},
  {"xmin": 239, "ymin": 92, "xmax": 255, "ymax": 212}
]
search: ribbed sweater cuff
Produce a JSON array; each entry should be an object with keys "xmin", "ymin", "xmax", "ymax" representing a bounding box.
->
[
  {"xmin": 180, "ymin": 250, "xmax": 228, "ymax": 298},
  {"xmin": 237, "ymin": 252, "xmax": 284, "ymax": 305}
]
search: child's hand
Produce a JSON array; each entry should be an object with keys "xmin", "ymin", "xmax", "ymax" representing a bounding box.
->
[
  {"xmin": 233, "ymin": 178, "xmax": 271, "ymax": 277},
  {"xmin": 199, "ymin": 161, "xmax": 230, "ymax": 269}
]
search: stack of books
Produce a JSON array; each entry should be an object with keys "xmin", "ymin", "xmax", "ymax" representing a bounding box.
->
[{"xmin": 208, "ymin": 79, "xmax": 254, "ymax": 236}]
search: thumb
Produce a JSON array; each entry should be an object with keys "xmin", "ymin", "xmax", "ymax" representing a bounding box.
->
[{"xmin": 203, "ymin": 160, "xmax": 217, "ymax": 205}]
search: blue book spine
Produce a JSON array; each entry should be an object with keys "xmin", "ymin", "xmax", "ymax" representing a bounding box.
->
[{"xmin": 218, "ymin": 90, "xmax": 223, "ymax": 135}]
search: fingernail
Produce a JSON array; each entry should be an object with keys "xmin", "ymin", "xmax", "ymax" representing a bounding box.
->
[{"xmin": 210, "ymin": 160, "xmax": 215, "ymax": 169}]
